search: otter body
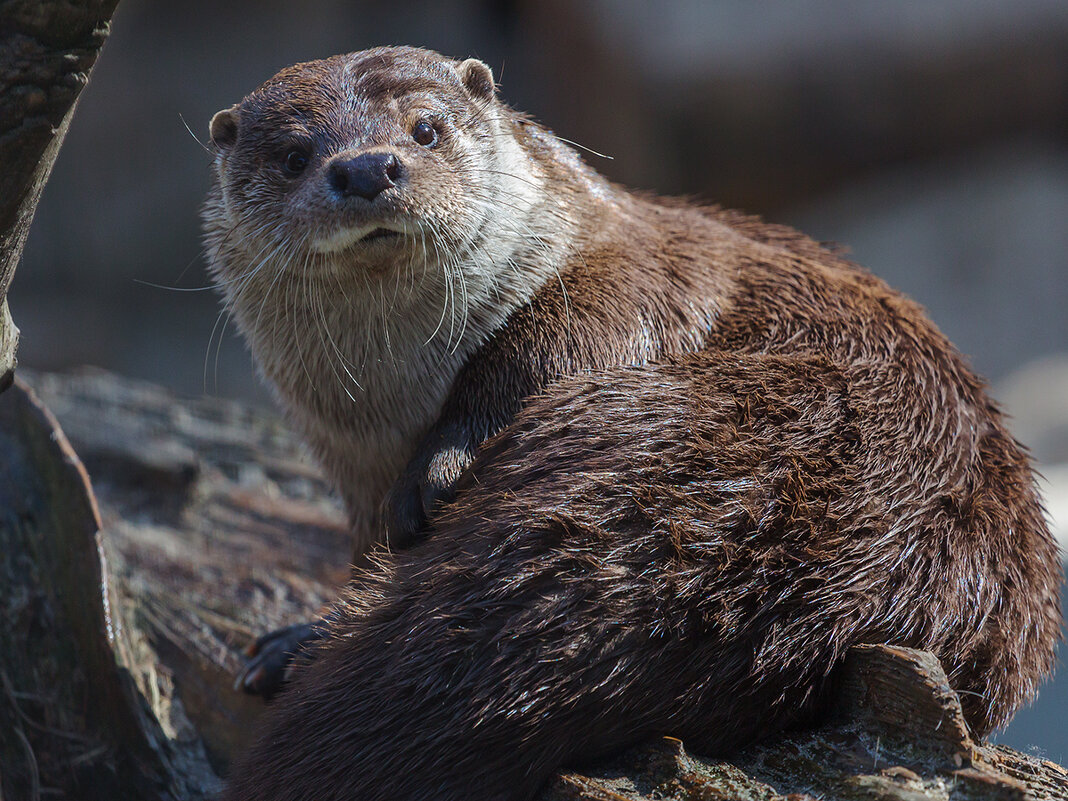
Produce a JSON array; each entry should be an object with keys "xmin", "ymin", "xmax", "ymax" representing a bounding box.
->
[{"xmin": 206, "ymin": 47, "xmax": 1061, "ymax": 801}]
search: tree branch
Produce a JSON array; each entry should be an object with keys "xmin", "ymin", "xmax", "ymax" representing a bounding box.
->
[{"xmin": 0, "ymin": 0, "xmax": 120, "ymax": 391}]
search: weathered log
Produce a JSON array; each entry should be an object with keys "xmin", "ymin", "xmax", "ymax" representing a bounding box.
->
[
  {"xmin": 1, "ymin": 368, "xmax": 1065, "ymax": 800},
  {"xmin": 544, "ymin": 645, "xmax": 1068, "ymax": 800},
  {"xmin": 0, "ymin": 0, "xmax": 120, "ymax": 391},
  {"xmin": 4, "ymin": 368, "xmax": 350, "ymax": 800},
  {"xmin": 0, "ymin": 375, "xmax": 195, "ymax": 799}
]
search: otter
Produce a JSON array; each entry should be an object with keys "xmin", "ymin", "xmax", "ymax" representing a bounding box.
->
[{"xmin": 205, "ymin": 46, "xmax": 1062, "ymax": 801}]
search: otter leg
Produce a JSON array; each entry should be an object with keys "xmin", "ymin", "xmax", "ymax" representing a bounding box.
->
[{"xmin": 382, "ymin": 421, "xmax": 477, "ymax": 548}]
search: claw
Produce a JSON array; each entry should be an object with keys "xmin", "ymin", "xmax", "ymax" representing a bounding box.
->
[
  {"xmin": 235, "ymin": 620, "xmax": 326, "ymax": 700},
  {"xmin": 234, "ymin": 663, "xmax": 267, "ymax": 693}
]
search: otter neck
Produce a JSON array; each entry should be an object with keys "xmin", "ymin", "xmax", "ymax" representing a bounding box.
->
[{"xmin": 227, "ymin": 130, "xmax": 583, "ymax": 549}]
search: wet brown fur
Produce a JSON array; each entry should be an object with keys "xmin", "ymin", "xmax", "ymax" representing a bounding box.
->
[{"xmin": 216, "ymin": 47, "xmax": 1062, "ymax": 801}]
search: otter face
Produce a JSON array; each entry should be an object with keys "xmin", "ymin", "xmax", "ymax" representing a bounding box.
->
[{"xmin": 205, "ymin": 47, "xmax": 507, "ymax": 284}]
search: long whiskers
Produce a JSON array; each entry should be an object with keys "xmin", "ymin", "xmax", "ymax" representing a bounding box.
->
[
  {"xmin": 204, "ymin": 231, "xmax": 291, "ymax": 393},
  {"xmin": 203, "ymin": 168, "xmax": 582, "ymax": 400},
  {"xmin": 306, "ymin": 252, "xmax": 361, "ymax": 399}
]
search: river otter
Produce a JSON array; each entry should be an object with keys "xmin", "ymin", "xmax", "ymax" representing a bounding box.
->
[{"xmin": 205, "ymin": 46, "xmax": 1062, "ymax": 801}]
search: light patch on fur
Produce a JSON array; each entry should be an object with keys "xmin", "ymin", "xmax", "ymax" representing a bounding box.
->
[
  {"xmin": 427, "ymin": 444, "xmax": 470, "ymax": 480},
  {"xmin": 312, "ymin": 222, "xmax": 411, "ymax": 254}
]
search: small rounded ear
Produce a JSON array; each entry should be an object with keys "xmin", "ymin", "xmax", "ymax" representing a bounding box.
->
[
  {"xmin": 457, "ymin": 58, "xmax": 495, "ymax": 101},
  {"xmin": 209, "ymin": 106, "xmax": 239, "ymax": 150}
]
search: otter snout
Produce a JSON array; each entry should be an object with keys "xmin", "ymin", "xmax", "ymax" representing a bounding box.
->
[{"xmin": 329, "ymin": 151, "xmax": 402, "ymax": 201}]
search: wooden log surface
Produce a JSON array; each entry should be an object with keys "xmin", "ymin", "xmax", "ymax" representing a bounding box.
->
[{"xmin": 1, "ymin": 367, "xmax": 1065, "ymax": 801}]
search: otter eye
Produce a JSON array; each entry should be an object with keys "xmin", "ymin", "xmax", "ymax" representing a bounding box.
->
[
  {"xmin": 412, "ymin": 121, "xmax": 438, "ymax": 147},
  {"xmin": 284, "ymin": 149, "xmax": 309, "ymax": 174}
]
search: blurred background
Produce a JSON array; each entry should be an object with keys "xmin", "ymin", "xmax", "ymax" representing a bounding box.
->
[{"xmin": 10, "ymin": 0, "xmax": 1068, "ymax": 761}]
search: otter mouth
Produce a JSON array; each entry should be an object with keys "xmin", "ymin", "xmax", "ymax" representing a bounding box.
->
[
  {"xmin": 359, "ymin": 227, "xmax": 402, "ymax": 243},
  {"xmin": 312, "ymin": 224, "xmax": 407, "ymax": 254}
]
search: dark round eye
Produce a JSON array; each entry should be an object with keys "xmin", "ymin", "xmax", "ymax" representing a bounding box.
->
[
  {"xmin": 284, "ymin": 149, "xmax": 309, "ymax": 174},
  {"xmin": 412, "ymin": 121, "xmax": 437, "ymax": 147}
]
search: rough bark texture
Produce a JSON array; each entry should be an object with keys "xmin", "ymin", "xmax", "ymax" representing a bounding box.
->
[
  {"xmin": 543, "ymin": 645, "xmax": 1068, "ymax": 801},
  {"xmin": 0, "ymin": 368, "xmax": 1064, "ymax": 800},
  {"xmin": 10, "ymin": 368, "xmax": 351, "ymax": 798},
  {"xmin": 0, "ymin": 376, "xmax": 190, "ymax": 799},
  {"xmin": 0, "ymin": 0, "xmax": 119, "ymax": 390}
]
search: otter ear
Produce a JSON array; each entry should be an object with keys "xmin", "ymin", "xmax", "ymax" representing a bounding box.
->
[
  {"xmin": 209, "ymin": 106, "xmax": 239, "ymax": 151},
  {"xmin": 458, "ymin": 58, "xmax": 495, "ymax": 101}
]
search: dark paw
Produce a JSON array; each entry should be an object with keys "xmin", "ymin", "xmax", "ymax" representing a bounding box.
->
[
  {"xmin": 383, "ymin": 474, "xmax": 431, "ymax": 551},
  {"xmin": 234, "ymin": 620, "xmax": 327, "ymax": 700},
  {"xmin": 384, "ymin": 423, "xmax": 474, "ymax": 550}
]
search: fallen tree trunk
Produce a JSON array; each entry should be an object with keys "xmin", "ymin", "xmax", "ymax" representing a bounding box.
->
[{"xmin": 1, "ymin": 368, "xmax": 1065, "ymax": 800}]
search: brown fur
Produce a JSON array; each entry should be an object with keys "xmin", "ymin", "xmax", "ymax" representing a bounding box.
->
[{"xmin": 213, "ymin": 47, "xmax": 1062, "ymax": 801}]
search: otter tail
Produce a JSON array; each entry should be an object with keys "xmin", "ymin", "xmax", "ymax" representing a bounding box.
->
[{"xmin": 224, "ymin": 352, "xmax": 1060, "ymax": 801}]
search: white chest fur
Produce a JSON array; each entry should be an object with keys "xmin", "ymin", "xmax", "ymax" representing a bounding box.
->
[{"xmin": 225, "ymin": 208, "xmax": 564, "ymax": 552}]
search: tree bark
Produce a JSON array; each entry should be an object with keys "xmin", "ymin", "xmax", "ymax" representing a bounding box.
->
[
  {"xmin": 1, "ymin": 367, "xmax": 1065, "ymax": 800},
  {"xmin": 0, "ymin": 0, "xmax": 120, "ymax": 392}
]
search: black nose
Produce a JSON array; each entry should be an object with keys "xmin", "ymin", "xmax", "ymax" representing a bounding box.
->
[{"xmin": 328, "ymin": 152, "xmax": 401, "ymax": 200}]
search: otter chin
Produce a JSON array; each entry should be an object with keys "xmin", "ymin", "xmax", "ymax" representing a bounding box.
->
[{"xmin": 209, "ymin": 46, "xmax": 1061, "ymax": 801}]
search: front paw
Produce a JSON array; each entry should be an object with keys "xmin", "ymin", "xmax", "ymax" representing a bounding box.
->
[
  {"xmin": 383, "ymin": 423, "xmax": 475, "ymax": 550},
  {"xmin": 235, "ymin": 620, "xmax": 327, "ymax": 700}
]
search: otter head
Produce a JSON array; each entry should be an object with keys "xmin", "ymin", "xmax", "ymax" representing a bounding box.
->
[
  {"xmin": 204, "ymin": 46, "xmax": 536, "ymax": 297},
  {"xmin": 202, "ymin": 48, "xmax": 564, "ymax": 544}
]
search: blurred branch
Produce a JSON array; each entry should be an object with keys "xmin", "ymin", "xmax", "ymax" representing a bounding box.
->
[
  {"xmin": 0, "ymin": 0, "xmax": 120, "ymax": 392},
  {"xmin": 519, "ymin": 1, "xmax": 1068, "ymax": 212}
]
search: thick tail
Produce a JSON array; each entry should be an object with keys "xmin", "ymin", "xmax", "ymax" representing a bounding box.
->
[{"xmin": 224, "ymin": 352, "xmax": 1060, "ymax": 801}]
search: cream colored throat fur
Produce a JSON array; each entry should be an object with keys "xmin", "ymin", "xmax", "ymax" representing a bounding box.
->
[{"xmin": 208, "ymin": 116, "xmax": 567, "ymax": 553}]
